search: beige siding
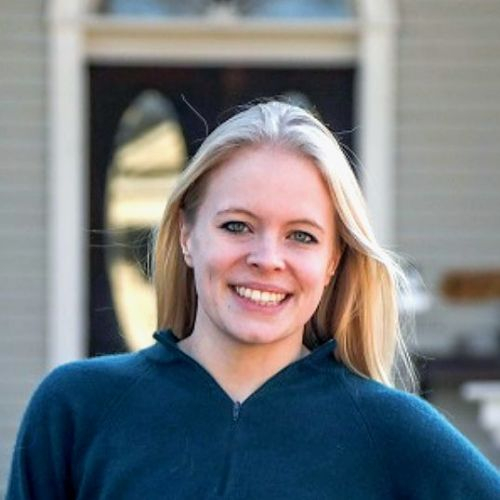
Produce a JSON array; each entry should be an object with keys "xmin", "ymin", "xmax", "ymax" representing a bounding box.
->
[
  {"xmin": 396, "ymin": 0, "xmax": 500, "ymax": 353},
  {"xmin": 0, "ymin": 0, "xmax": 47, "ymax": 493}
]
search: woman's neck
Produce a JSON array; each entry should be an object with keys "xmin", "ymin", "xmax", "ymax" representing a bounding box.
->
[{"xmin": 178, "ymin": 330, "xmax": 309, "ymax": 403}]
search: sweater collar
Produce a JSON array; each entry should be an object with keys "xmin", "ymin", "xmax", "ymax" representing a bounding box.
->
[{"xmin": 148, "ymin": 329, "xmax": 337, "ymax": 366}]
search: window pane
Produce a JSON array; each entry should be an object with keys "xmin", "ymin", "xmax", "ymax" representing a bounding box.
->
[
  {"xmin": 99, "ymin": 0, "xmax": 210, "ymax": 16},
  {"xmin": 98, "ymin": 0, "xmax": 354, "ymax": 19},
  {"xmin": 240, "ymin": 0, "xmax": 354, "ymax": 19},
  {"xmin": 105, "ymin": 91, "xmax": 187, "ymax": 351}
]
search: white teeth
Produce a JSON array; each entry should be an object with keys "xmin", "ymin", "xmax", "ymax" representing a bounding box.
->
[{"xmin": 234, "ymin": 286, "xmax": 286, "ymax": 306}]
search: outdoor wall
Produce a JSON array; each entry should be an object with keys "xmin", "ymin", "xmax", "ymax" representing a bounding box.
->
[
  {"xmin": 0, "ymin": 0, "xmax": 47, "ymax": 493},
  {"xmin": 396, "ymin": 0, "xmax": 500, "ymax": 354},
  {"xmin": 396, "ymin": 0, "xmax": 500, "ymax": 465}
]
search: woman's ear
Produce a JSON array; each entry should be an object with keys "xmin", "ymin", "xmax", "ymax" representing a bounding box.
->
[
  {"xmin": 179, "ymin": 211, "xmax": 193, "ymax": 268},
  {"xmin": 324, "ymin": 247, "xmax": 342, "ymax": 287},
  {"xmin": 324, "ymin": 258, "xmax": 337, "ymax": 287}
]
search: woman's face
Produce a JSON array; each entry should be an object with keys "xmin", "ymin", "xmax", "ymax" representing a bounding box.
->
[{"xmin": 180, "ymin": 144, "xmax": 337, "ymax": 348}]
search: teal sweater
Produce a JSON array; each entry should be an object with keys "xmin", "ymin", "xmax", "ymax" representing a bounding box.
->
[{"xmin": 7, "ymin": 330, "xmax": 500, "ymax": 499}]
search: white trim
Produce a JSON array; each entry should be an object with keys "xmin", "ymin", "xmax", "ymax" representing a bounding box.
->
[
  {"xmin": 47, "ymin": 0, "xmax": 87, "ymax": 368},
  {"xmin": 357, "ymin": 0, "xmax": 398, "ymax": 247},
  {"xmin": 84, "ymin": 17, "xmax": 359, "ymax": 65}
]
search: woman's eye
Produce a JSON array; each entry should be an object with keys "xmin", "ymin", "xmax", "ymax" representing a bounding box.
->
[
  {"xmin": 290, "ymin": 231, "xmax": 317, "ymax": 244},
  {"xmin": 220, "ymin": 221, "xmax": 249, "ymax": 234}
]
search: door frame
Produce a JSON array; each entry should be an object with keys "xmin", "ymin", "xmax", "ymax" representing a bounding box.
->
[{"xmin": 47, "ymin": 0, "xmax": 398, "ymax": 367}]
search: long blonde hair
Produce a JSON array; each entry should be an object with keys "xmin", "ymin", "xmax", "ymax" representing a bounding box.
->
[{"xmin": 154, "ymin": 101, "xmax": 415, "ymax": 389}]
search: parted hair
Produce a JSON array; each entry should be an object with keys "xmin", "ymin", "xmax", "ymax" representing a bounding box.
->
[{"xmin": 154, "ymin": 100, "xmax": 415, "ymax": 389}]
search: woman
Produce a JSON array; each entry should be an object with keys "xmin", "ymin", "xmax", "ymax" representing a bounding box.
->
[{"xmin": 7, "ymin": 101, "xmax": 500, "ymax": 499}]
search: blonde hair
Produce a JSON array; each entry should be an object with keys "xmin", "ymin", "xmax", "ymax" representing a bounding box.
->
[{"xmin": 154, "ymin": 101, "xmax": 415, "ymax": 389}]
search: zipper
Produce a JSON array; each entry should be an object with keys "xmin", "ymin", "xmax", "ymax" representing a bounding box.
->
[
  {"xmin": 232, "ymin": 401, "xmax": 242, "ymax": 422},
  {"xmin": 216, "ymin": 401, "xmax": 242, "ymax": 495}
]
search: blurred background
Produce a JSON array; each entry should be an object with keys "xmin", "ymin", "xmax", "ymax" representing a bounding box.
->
[{"xmin": 1, "ymin": 0, "xmax": 500, "ymax": 492}]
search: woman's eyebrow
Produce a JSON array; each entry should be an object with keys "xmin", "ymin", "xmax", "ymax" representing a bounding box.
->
[
  {"xmin": 288, "ymin": 219, "xmax": 325, "ymax": 233},
  {"xmin": 215, "ymin": 208, "xmax": 255, "ymax": 218}
]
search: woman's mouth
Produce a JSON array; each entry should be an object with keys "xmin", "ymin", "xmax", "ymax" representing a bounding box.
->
[{"xmin": 232, "ymin": 285, "xmax": 289, "ymax": 307}]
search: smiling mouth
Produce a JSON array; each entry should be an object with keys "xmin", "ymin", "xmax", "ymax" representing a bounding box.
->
[{"xmin": 233, "ymin": 286, "xmax": 289, "ymax": 306}]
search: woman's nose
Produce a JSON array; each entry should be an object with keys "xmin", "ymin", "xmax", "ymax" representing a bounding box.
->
[{"xmin": 246, "ymin": 237, "xmax": 286, "ymax": 271}]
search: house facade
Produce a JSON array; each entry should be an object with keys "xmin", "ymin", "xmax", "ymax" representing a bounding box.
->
[{"xmin": 1, "ymin": 0, "xmax": 500, "ymax": 491}]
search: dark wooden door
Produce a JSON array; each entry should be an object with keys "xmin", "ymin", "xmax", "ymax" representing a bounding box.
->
[{"xmin": 88, "ymin": 64, "xmax": 356, "ymax": 355}]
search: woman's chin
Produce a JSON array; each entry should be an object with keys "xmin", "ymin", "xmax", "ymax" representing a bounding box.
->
[{"xmin": 223, "ymin": 325, "xmax": 301, "ymax": 348}]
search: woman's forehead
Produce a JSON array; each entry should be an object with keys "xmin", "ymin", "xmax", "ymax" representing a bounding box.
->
[
  {"xmin": 199, "ymin": 145, "xmax": 335, "ymax": 220},
  {"xmin": 211, "ymin": 144, "xmax": 326, "ymax": 187}
]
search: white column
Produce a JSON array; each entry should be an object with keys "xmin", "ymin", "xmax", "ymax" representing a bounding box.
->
[
  {"xmin": 47, "ymin": 0, "xmax": 87, "ymax": 368},
  {"xmin": 357, "ymin": 0, "xmax": 398, "ymax": 247}
]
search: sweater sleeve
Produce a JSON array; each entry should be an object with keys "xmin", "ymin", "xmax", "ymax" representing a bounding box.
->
[
  {"xmin": 6, "ymin": 365, "xmax": 78, "ymax": 500},
  {"xmin": 344, "ymin": 374, "xmax": 500, "ymax": 499}
]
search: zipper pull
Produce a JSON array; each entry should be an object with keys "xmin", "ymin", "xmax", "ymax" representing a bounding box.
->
[{"xmin": 232, "ymin": 401, "xmax": 241, "ymax": 422}]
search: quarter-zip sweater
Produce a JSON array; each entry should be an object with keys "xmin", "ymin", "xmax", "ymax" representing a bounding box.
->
[{"xmin": 7, "ymin": 330, "xmax": 500, "ymax": 499}]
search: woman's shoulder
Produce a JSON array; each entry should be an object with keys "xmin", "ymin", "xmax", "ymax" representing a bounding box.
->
[
  {"xmin": 338, "ymin": 367, "xmax": 500, "ymax": 496},
  {"xmin": 7, "ymin": 348, "xmax": 160, "ymax": 498},
  {"xmin": 338, "ymin": 367, "xmax": 464, "ymax": 443},
  {"xmin": 41, "ymin": 349, "xmax": 146, "ymax": 392},
  {"xmin": 342, "ymin": 369, "xmax": 433, "ymax": 418},
  {"xmin": 27, "ymin": 348, "xmax": 154, "ymax": 422}
]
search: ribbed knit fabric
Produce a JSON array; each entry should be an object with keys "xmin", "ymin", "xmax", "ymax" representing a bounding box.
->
[{"xmin": 7, "ymin": 330, "xmax": 500, "ymax": 499}]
